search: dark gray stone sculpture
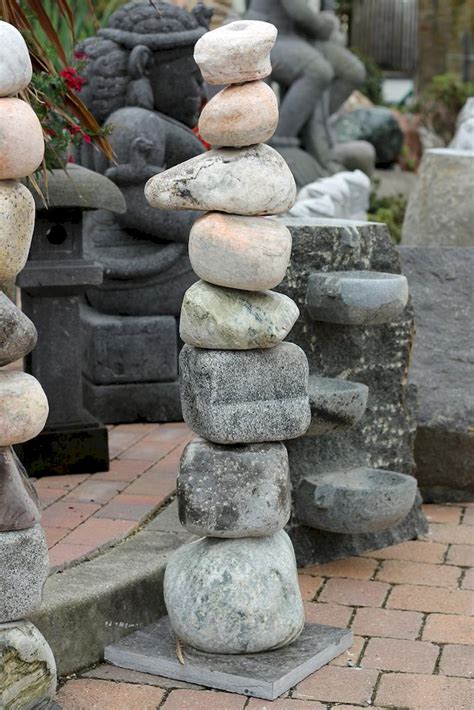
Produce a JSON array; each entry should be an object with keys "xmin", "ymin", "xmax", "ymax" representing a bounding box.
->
[
  {"xmin": 400, "ymin": 246, "xmax": 474, "ymax": 502},
  {"xmin": 276, "ymin": 219, "xmax": 428, "ymax": 566},
  {"xmin": 245, "ymin": 0, "xmax": 375, "ymax": 186},
  {"xmin": 77, "ymin": 1, "xmax": 211, "ymax": 422}
]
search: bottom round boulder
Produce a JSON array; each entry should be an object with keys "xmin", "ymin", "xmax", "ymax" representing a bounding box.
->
[
  {"xmin": 164, "ymin": 531, "xmax": 304, "ymax": 654},
  {"xmin": 0, "ymin": 621, "xmax": 57, "ymax": 709}
]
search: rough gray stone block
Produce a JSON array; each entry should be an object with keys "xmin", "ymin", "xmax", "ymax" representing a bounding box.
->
[
  {"xmin": 295, "ymin": 467, "xmax": 418, "ymax": 534},
  {"xmin": 400, "ymin": 246, "xmax": 474, "ymax": 501},
  {"xmin": 164, "ymin": 531, "xmax": 304, "ymax": 654},
  {"xmin": 179, "ymin": 343, "xmax": 311, "ymax": 444},
  {"xmin": 308, "ymin": 376, "xmax": 368, "ymax": 435},
  {"xmin": 0, "ymin": 291, "xmax": 37, "ymax": 366},
  {"xmin": 178, "ymin": 438, "xmax": 290, "ymax": 537},
  {"xmin": 81, "ymin": 304, "xmax": 177, "ymax": 385},
  {"xmin": 306, "ymin": 270, "xmax": 408, "ymax": 325},
  {"xmin": 105, "ymin": 616, "xmax": 352, "ymax": 701},
  {"xmin": 0, "ymin": 621, "xmax": 56, "ymax": 709},
  {"xmin": 0, "ymin": 524, "xmax": 48, "ymax": 622}
]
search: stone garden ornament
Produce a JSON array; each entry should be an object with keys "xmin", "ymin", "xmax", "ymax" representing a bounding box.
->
[
  {"xmin": 0, "ymin": 20, "xmax": 57, "ymax": 708},
  {"xmin": 105, "ymin": 19, "xmax": 353, "ymax": 699}
]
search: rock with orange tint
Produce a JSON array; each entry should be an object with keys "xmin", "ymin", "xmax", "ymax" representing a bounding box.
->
[
  {"xmin": 0, "ymin": 372, "xmax": 48, "ymax": 446},
  {"xmin": 0, "ymin": 98, "xmax": 44, "ymax": 179},
  {"xmin": 199, "ymin": 81, "xmax": 278, "ymax": 147},
  {"xmin": 189, "ymin": 212, "xmax": 292, "ymax": 291}
]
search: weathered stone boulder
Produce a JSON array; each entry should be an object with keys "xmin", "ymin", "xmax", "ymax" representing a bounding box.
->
[
  {"xmin": 400, "ymin": 246, "xmax": 474, "ymax": 501},
  {"xmin": 164, "ymin": 531, "xmax": 304, "ymax": 654},
  {"xmin": 333, "ymin": 108, "xmax": 403, "ymax": 165},
  {"xmin": 0, "ymin": 21, "xmax": 32, "ymax": 96},
  {"xmin": 0, "ymin": 292, "xmax": 37, "ymax": 366},
  {"xmin": 0, "ymin": 99, "xmax": 44, "ymax": 179},
  {"xmin": 0, "ymin": 447, "xmax": 41, "ymax": 531},
  {"xmin": 0, "ymin": 372, "xmax": 49, "ymax": 446},
  {"xmin": 0, "ymin": 181, "xmax": 35, "ymax": 281},
  {"xmin": 402, "ymin": 148, "xmax": 474, "ymax": 247}
]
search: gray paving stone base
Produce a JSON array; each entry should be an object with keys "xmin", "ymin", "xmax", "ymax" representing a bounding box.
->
[{"xmin": 105, "ymin": 616, "xmax": 352, "ymax": 700}]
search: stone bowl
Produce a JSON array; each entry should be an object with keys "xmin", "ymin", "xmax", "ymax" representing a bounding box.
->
[
  {"xmin": 307, "ymin": 376, "xmax": 369, "ymax": 436},
  {"xmin": 295, "ymin": 467, "xmax": 418, "ymax": 534},
  {"xmin": 306, "ymin": 270, "xmax": 408, "ymax": 325}
]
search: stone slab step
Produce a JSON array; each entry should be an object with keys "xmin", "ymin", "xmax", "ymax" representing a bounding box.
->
[
  {"xmin": 295, "ymin": 467, "xmax": 417, "ymax": 534},
  {"xmin": 307, "ymin": 376, "xmax": 368, "ymax": 435},
  {"xmin": 306, "ymin": 270, "xmax": 408, "ymax": 325}
]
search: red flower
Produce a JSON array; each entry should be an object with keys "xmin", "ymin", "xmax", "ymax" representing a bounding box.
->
[{"xmin": 60, "ymin": 66, "xmax": 85, "ymax": 92}]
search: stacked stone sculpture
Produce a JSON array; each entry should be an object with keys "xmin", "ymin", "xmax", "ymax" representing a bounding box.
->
[
  {"xmin": 0, "ymin": 20, "xmax": 57, "ymax": 708},
  {"xmin": 105, "ymin": 19, "xmax": 351, "ymax": 697}
]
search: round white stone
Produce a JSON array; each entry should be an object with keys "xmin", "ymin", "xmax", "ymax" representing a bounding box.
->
[
  {"xmin": 180, "ymin": 280, "xmax": 299, "ymax": 349},
  {"xmin": 194, "ymin": 20, "xmax": 277, "ymax": 85},
  {"xmin": 0, "ymin": 181, "xmax": 35, "ymax": 281},
  {"xmin": 164, "ymin": 530, "xmax": 304, "ymax": 654},
  {"xmin": 145, "ymin": 144, "xmax": 297, "ymax": 216},
  {"xmin": 0, "ymin": 372, "xmax": 49, "ymax": 446},
  {"xmin": 0, "ymin": 21, "xmax": 32, "ymax": 96},
  {"xmin": 189, "ymin": 213, "xmax": 292, "ymax": 291},
  {"xmin": 0, "ymin": 98, "xmax": 45, "ymax": 179}
]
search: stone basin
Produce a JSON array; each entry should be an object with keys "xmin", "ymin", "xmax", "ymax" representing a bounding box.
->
[
  {"xmin": 306, "ymin": 270, "xmax": 408, "ymax": 325},
  {"xmin": 307, "ymin": 376, "xmax": 368, "ymax": 436},
  {"xmin": 295, "ymin": 467, "xmax": 417, "ymax": 534}
]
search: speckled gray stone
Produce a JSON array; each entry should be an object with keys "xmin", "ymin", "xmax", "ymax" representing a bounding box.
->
[
  {"xmin": 145, "ymin": 144, "xmax": 297, "ymax": 216},
  {"xmin": 179, "ymin": 343, "xmax": 311, "ymax": 444},
  {"xmin": 0, "ymin": 524, "xmax": 49, "ymax": 622},
  {"xmin": 0, "ymin": 291, "xmax": 37, "ymax": 367},
  {"xmin": 178, "ymin": 438, "xmax": 290, "ymax": 537},
  {"xmin": 0, "ymin": 621, "xmax": 56, "ymax": 709},
  {"xmin": 180, "ymin": 280, "xmax": 299, "ymax": 349},
  {"xmin": 306, "ymin": 270, "xmax": 409, "ymax": 325},
  {"xmin": 295, "ymin": 467, "xmax": 418, "ymax": 534},
  {"xmin": 0, "ymin": 180, "xmax": 35, "ymax": 281},
  {"xmin": 164, "ymin": 531, "xmax": 304, "ymax": 654},
  {"xmin": 105, "ymin": 616, "xmax": 352, "ymax": 700},
  {"xmin": 308, "ymin": 376, "xmax": 368, "ymax": 436}
]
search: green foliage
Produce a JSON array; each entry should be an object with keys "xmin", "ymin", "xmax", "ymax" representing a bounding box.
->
[
  {"xmin": 418, "ymin": 73, "xmax": 474, "ymax": 144},
  {"xmin": 368, "ymin": 180, "xmax": 407, "ymax": 244},
  {"xmin": 350, "ymin": 46, "xmax": 384, "ymax": 105}
]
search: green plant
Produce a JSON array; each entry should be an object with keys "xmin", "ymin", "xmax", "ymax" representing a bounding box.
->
[
  {"xmin": 350, "ymin": 46, "xmax": 383, "ymax": 105},
  {"xmin": 368, "ymin": 181, "xmax": 407, "ymax": 244},
  {"xmin": 417, "ymin": 73, "xmax": 474, "ymax": 144}
]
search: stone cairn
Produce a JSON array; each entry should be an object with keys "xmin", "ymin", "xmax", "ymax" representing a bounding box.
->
[
  {"xmin": 145, "ymin": 20, "xmax": 311, "ymax": 655},
  {"xmin": 0, "ymin": 21, "xmax": 57, "ymax": 708}
]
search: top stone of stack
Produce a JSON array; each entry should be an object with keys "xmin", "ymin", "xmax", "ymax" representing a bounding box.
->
[
  {"xmin": 194, "ymin": 20, "xmax": 277, "ymax": 85},
  {"xmin": 0, "ymin": 21, "xmax": 32, "ymax": 96}
]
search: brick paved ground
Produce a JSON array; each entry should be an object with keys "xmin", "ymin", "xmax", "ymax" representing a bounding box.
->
[{"xmin": 41, "ymin": 424, "xmax": 473, "ymax": 709}]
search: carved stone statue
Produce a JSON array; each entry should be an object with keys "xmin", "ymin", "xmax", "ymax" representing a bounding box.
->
[
  {"xmin": 77, "ymin": 1, "xmax": 211, "ymax": 422},
  {"xmin": 245, "ymin": 0, "xmax": 375, "ymax": 186}
]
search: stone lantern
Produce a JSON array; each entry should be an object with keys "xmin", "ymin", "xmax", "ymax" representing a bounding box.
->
[{"xmin": 16, "ymin": 164, "xmax": 125, "ymax": 475}]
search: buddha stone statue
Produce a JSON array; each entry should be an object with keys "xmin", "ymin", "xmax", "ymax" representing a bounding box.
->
[
  {"xmin": 77, "ymin": 1, "xmax": 211, "ymax": 422},
  {"xmin": 245, "ymin": 0, "xmax": 374, "ymax": 186}
]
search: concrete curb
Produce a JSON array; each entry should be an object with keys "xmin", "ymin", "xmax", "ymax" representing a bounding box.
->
[{"xmin": 29, "ymin": 503, "xmax": 191, "ymax": 676}]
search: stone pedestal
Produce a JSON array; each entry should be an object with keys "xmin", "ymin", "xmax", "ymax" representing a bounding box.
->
[{"xmin": 16, "ymin": 166, "xmax": 125, "ymax": 475}]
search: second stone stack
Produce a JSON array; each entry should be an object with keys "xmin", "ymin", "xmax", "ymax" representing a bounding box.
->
[{"xmin": 145, "ymin": 19, "xmax": 311, "ymax": 654}]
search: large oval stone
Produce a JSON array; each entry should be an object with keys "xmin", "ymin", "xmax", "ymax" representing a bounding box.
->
[
  {"xmin": 0, "ymin": 525, "xmax": 49, "ymax": 622},
  {"xmin": 0, "ymin": 99, "xmax": 44, "ymax": 179},
  {"xmin": 189, "ymin": 213, "xmax": 292, "ymax": 291},
  {"xmin": 0, "ymin": 181, "xmax": 35, "ymax": 281},
  {"xmin": 0, "ymin": 446, "xmax": 40, "ymax": 531},
  {"xmin": 164, "ymin": 531, "xmax": 304, "ymax": 654},
  {"xmin": 0, "ymin": 372, "xmax": 48, "ymax": 446},
  {"xmin": 180, "ymin": 342, "xmax": 311, "ymax": 444},
  {"xmin": 199, "ymin": 81, "xmax": 279, "ymax": 147},
  {"xmin": 194, "ymin": 20, "xmax": 277, "ymax": 85},
  {"xmin": 0, "ymin": 621, "xmax": 56, "ymax": 709},
  {"xmin": 0, "ymin": 21, "xmax": 32, "ymax": 96},
  {"xmin": 0, "ymin": 291, "xmax": 37, "ymax": 365},
  {"xmin": 178, "ymin": 438, "xmax": 291, "ymax": 537},
  {"xmin": 180, "ymin": 280, "xmax": 299, "ymax": 349},
  {"xmin": 145, "ymin": 144, "xmax": 297, "ymax": 216}
]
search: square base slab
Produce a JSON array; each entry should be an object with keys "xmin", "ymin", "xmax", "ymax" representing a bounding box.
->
[{"xmin": 105, "ymin": 617, "xmax": 353, "ymax": 700}]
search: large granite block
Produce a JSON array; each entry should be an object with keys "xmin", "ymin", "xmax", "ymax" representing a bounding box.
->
[
  {"xmin": 178, "ymin": 438, "xmax": 290, "ymax": 537},
  {"xmin": 105, "ymin": 617, "xmax": 352, "ymax": 701},
  {"xmin": 400, "ymin": 246, "xmax": 474, "ymax": 501},
  {"xmin": 81, "ymin": 305, "xmax": 178, "ymax": 385},
  {"xmin": 179, "ymin": 343, "xmax": 311, "ymax": 444}
]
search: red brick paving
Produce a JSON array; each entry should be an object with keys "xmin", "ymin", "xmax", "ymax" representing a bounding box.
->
[{"xmin": 31, "ymin": 424, "xmax": 473, "ymax": 708}]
